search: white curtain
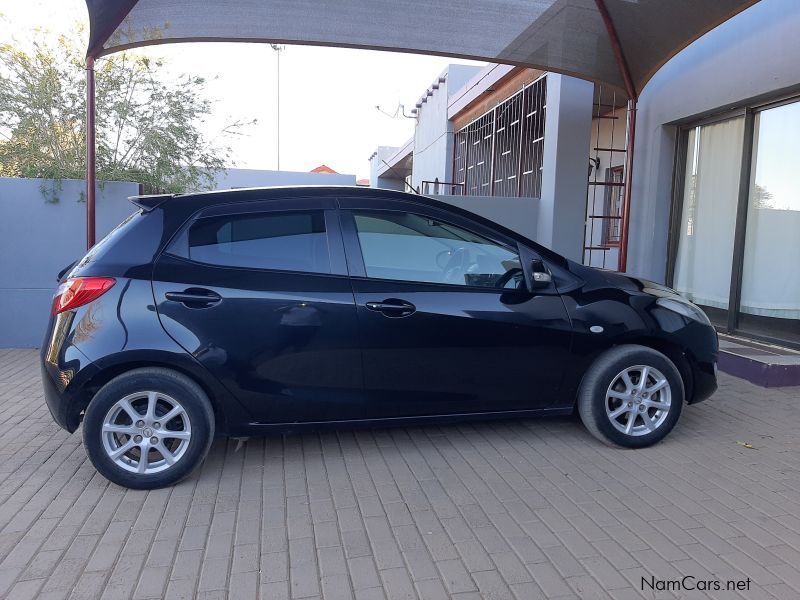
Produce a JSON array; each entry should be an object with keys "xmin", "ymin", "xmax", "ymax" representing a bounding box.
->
[{"xmin": 673, "ymin": 117, "xmax": 744, "ymax": 309}]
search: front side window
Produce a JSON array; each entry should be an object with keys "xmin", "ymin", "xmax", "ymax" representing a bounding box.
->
[
  {"xmin": 185, "ymin": 211, "xmax": 330, "ymax": 273},
  {"xmin": 353, "ymin": 211, "xmax": 522, "ymax": 289}
]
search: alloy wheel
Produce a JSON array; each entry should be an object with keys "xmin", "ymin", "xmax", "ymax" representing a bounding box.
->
[
  {"xmin": 100, "ymin": 391, "xmax": 192, "ymax": 474},
  {"xmin": 605, "ymin": 365, "xmax": 672, "ymax": 437}
]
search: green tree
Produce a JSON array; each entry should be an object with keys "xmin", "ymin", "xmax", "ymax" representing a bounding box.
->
[
  {"xmin": 752, "ymin": 183, "xmax": 774, "ymax": 209},
  {"xmin": 0, "ymin": 28, "xmax": 254, "ymax": 198}
]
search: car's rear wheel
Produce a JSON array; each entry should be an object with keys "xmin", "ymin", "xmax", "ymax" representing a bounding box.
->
[
  {"xmin": 82, "ymin": 368, "xmax": 214, "ymax": 489},
  {"xmin": 577, "ymin": 345, "xmax": 684, "ymax": 448}
]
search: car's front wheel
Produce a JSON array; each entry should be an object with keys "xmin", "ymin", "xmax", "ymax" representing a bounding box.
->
[
  {"xmin": 82, "ymin": 367, "xmax": 215, "ymax": 489},
  {"xmin": 577, "ymin": 345, "xmax": 684, "ymax": 448}
]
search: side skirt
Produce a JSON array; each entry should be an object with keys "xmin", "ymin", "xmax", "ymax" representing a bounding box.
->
[{"xmin": 226, "ymin": 407, "xmax": 574, "ymax": 437}]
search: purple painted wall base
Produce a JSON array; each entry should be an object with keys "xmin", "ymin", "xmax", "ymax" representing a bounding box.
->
[{"xmin": 718, "ymin": 351, "xmax": 800, "ymax": 388}]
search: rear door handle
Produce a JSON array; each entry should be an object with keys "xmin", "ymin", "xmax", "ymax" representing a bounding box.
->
[
  {"xmin": 365, "ymin": 299, "xmax": 416, "ymax": 318},
  {"xmin": 165, "ymin": 288, "xmax": 222, "ymax": 307}
]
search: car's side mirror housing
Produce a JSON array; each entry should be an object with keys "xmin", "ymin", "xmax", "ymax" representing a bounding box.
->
[
  {"xmin": 530, "ymin": 258, "xmax": 553, "ymax": 289},
  {"xmin": 516, "ymin": 245, "xmax": 556, "ymax": 294}
]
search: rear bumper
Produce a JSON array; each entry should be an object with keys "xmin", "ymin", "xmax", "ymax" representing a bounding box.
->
[
  {"xmin": 41, "ymin": 354, "xmax": 99, "ymax": 433},
  {"xmin": 41, "ymin": 361, "xmax": 72, "ymax": 431},
  {"xmin": 40, "ymin": 314, "xmax": 99, "ymax": 433}
]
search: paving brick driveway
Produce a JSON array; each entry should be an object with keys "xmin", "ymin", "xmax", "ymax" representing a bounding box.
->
[{"xmin": 1, "ymin": 348, "xmax": 799, "ymax": 600}]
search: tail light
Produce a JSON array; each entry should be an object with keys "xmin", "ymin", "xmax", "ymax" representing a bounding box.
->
[{"xmin": 52, "ymin": 277, "xmax": 116, "ymax": 316}]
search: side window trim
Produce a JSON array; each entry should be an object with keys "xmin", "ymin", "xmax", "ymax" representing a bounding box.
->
[
  {"xmin": 197, "ymin": 196, "xmax": 336, "ymax": 218},
  {"xmin": 338, "ymin": 209, "xmax": 367, "ymax": 278},
  {"xmin": 323, "ymin": 209, "xmax": 348, "ymax": 276}
]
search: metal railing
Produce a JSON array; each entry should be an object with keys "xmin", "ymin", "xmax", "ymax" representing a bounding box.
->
[{"xmin": 421, "ymin": 180, "xmax": 466, "ymax": 196}]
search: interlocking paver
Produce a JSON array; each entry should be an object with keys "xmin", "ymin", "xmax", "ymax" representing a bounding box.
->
[{"xmin": 0, "ymin": 348, "xmax": 799, "ymax": 598}]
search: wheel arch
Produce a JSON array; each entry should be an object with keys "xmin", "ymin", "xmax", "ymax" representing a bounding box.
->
[
  {"xmin": 572, "ymin": 337, "xmax": 694, "ymax": 409},
  {"xmin": 70, "ymin": 356, "xmax": 236, "ymax": 435},
  {"xmin": 594, "ymin": 337, "xmax": 693, "ymax": 404}
]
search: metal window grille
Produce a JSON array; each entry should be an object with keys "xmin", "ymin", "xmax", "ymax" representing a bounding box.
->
[{"xmin": 453, "ymin": 76, "xmax": 546, "ymax": 198}]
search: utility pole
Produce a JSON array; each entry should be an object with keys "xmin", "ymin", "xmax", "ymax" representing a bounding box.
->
[{"xmin": 270, "ymin": 44, "xmax": 284, "ymax": 170}]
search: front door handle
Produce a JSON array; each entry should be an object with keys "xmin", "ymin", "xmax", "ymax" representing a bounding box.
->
[
  {"xmin": 165, "ymin": 288, "xmax": 222, "ymax": 307},
  {"xmin": 365, "ymin": 298, "xmax": 416, "ymax": 318}
]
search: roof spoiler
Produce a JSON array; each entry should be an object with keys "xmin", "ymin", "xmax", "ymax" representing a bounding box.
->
[{"xmin": 128, "ymin": 193, "xmax": 174, "ymax": 212}]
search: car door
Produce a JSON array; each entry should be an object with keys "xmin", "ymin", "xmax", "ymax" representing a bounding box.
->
[
  {"xmin": 152, "ymin": 197, "xmax": 365, "ymax": 424},
  {"xmin": 339, "ymin": 197, "xmax": 573, "ymax": 418}
]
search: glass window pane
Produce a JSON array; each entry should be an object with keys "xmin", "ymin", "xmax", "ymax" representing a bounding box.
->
[
  {"xmin": 739, "ymin": 102, "xmax": 800, "ymax": 343},
  {"xmin": 673, "ymin": 117, "xmax": 744, "ymax": 324},
  {"xmin": 354, "ymin": 212, "xmax": 522, "ymax": 288},
  {"xmin": 187, "ymin": 211, "xmax": 330, "ymax": 273}
]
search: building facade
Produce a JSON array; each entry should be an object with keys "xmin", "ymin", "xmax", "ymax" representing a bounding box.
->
[
  {"xmin": 370, "ymin": 65, "xmax": 594, "ymax": 262},
  {"xmin": 369, "ymin": 0, "xmax": 800, "ymax": 349},
  {"xmin": 629, "ymin": 0, "xmax": 800, "ymax": 348}
]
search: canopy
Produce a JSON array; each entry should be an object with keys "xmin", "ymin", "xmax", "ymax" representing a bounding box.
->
[
  {"xmin": 86, "ymin": 0, "xmax": 759, "ymax": 99},
  {"xmin": 81, "ymin": 0, "xmax": 761, "ymax": 269}
]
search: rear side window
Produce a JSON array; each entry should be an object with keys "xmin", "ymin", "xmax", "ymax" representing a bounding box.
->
[{"xmin": 183, "ymin": 211, "xmax": 330, "ymax": 273}]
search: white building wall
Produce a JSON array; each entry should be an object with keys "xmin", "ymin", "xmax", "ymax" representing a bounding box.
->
[
  {"xmin": 211, "ymin": 167, "xmax": 356, "ymax": 189},
  {"xmin": 369, "ymin": 146, "xmax": 408, "ymax": 191},
  {"xmin": 430, "ymin": 195, "xmax": 539, "ymax": 242},
  {"xmin": 629, "ymin": 0, "xmax": 800, "ymax": 281},
  {"xmin": 411, "ymin": 65, "xmax": 482, "ymax": 192},
  {"xmin": 538, "ymin": 74, "xmax": 595, "ymax": 262}
]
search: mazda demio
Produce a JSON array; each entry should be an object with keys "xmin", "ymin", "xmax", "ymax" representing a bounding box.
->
[{"xmin": 41, "ymin": 186, "xmax": 718, "ymax": 489}]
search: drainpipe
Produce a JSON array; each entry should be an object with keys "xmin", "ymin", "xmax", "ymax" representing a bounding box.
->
[
  {"xmin": 86, "ymin": 56, "xmax": 97, "ymax": 249},
  {"xmin": 594, "ymin": 0, "xmax": 638, "ymax": 272},
  {"xmin": 618, "ymin": 98, "xmax": 636, "ymax": 272}
]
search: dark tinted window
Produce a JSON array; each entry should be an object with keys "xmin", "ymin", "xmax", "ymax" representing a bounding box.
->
[
  {"xmin": 186, "ymin": 211, "xmax": 330, "ymax": 273},
  {"xmin": 354, "ymin": 211, "xmax": 522, "ymax": 288}
]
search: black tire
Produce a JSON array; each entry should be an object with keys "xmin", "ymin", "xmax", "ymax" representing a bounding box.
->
[
  {"xmin": 577, "ymin": 345, "xmax": 684, "ymax": 448},
  {"xmin": 82, "ymin": 367, "xmax": 215, "ymax": 489}
]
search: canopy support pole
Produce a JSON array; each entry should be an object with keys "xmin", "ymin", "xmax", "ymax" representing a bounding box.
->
[
  {"xmin": 618, "ymin": 99, "xmax": 636, "ymax": 272},
  {"xmin": 594, "ymin": 0, "xmax": 638, "ymax": 272},
  {"xmin": 86, "ymin": 56, "xmax": 97, "ymax": 249}
]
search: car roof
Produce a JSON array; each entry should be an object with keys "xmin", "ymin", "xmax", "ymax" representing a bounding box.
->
[{"xmin": 129, "ymin": 185, "xmax": 415, "ymax": 211}]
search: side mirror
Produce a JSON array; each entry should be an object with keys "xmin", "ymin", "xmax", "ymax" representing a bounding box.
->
[{"xmin": 530, "ymin": 258, "xmax": 552, "ymax": 289}]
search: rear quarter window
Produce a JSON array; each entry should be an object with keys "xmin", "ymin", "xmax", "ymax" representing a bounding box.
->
[{"xmin": 175, "ymin": 211, "xmax": 331, "ymax": 274}]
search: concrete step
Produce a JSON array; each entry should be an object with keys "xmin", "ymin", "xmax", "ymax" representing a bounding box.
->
[{"xmin": 718, "ymin": 334, "xmax": 800, "ymax": 387}]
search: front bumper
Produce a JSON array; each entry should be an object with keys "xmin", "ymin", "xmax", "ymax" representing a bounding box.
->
[{"xmin": 689, "ymin": 359, "xmax": 718, "ymax": 404}]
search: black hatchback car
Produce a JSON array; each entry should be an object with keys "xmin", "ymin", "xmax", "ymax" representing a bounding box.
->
[{"xmin": 41, "ymin": 186, "xmax": 718, "ymax": 489}]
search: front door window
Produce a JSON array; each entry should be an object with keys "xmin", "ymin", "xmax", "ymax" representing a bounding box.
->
[{"xmin": 353, "ymin": 211, "xmax": 523, "ymax": 289}]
